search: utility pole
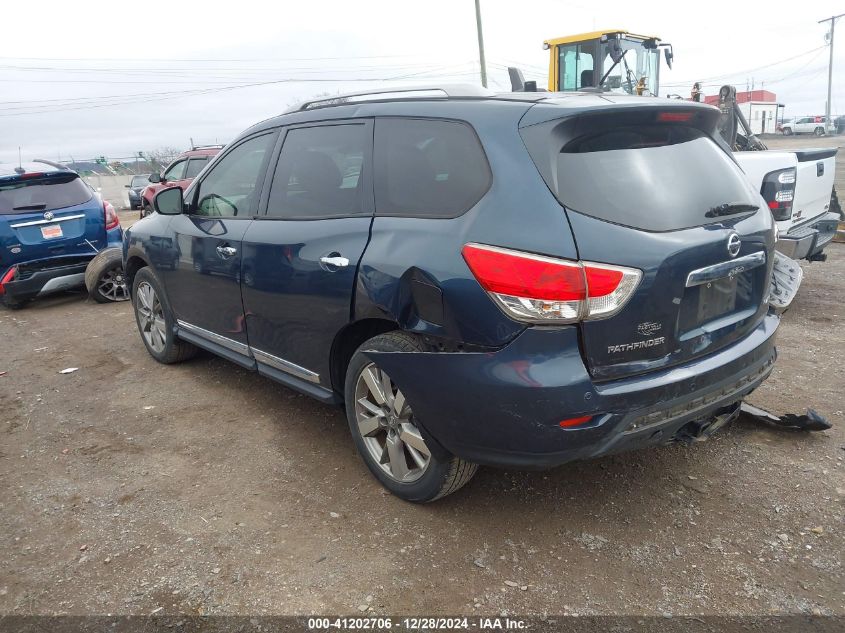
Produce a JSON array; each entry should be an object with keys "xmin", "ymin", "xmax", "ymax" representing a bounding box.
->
[
  {"xmin": 819, "ymin": 13, "xmax": 844, "ymax": 131},
  {"xmin": 474, "ymin": 0, "xmax": 488, "ymax": 88}
]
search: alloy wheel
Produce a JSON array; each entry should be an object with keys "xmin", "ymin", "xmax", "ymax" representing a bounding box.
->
[
  {"xmin": 354, "ymin": 362, "xmax": 431, "ymax": 483},
  {"xmin": 135, "ymin": 281, "xmax": 167, "ymax": 353},
  {"xmin": 97, "ymin": 266, "xmax": 129, "ymax": 302}
]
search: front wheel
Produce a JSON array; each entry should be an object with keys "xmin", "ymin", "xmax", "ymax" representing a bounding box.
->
[
  {"xmin": 132, "ymin": 267, "xmax": 198, "ymax": 364},
  {"xmin": 783, "ymin": 128, "xmax": 793, "ymax": 136},
  {"xmin": 141, "ymin": 203, "xmax": 153, "ymax": 219},
  {"xmin": 344, "ymin": 332, "xmax": 477, "ymax": 502}
]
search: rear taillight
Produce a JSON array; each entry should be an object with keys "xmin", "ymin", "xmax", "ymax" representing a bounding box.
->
[
  {"xmin": 761, "ymin": 168, "xmax": 795, "ymax": 222},
  {"xmin": 461, "ymin": 243, "xmax": 641, "ymax": 324},
  {"xmin": 0, "ymin": 266, "xmax": 17, "ymax": 296},
  {"xmin": 104, "ymin": 200, "xmax": 119, "ymax": 230}
]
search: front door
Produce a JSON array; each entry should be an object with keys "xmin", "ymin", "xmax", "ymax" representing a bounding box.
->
[
  {"xmin": 161, "ymin": 132, "xmax": 277, "ymax": 348},
  {"xmin": 241, "ymin": 120, "xmax": 374, "ymax": 386}
]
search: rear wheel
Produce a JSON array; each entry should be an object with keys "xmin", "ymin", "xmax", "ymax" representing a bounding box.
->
[
  {"xmin": 814, "ymin": 126, "xmax": 825, "ymax": 136},
  {"xmin": 344, "ymin": 331, "xmax": 477, "ymax": 502},
  {"xmin": 85, "ymin": 248, "xmax": 129, "ymax": 303},
  {"xmin": 132, "ymin": 267, "xmax": 197, "ymax": 364}
]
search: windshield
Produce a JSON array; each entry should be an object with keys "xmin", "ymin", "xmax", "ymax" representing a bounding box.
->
[
  {"xmin": 601, "ymin": 38, "xmax": 659, "ymax": 96},
  {"xmin": 131, "ymin": 175, "xmax": 150, "ymax": 187}
]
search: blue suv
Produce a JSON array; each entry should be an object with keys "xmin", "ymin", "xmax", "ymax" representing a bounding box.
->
[
  {"xmin": 124, "ymin": 86, "xmax": 779, "ymax": 502},
  {"xmin": 1, "ymin": 162, "xmax": 124, "ymax": 309}
]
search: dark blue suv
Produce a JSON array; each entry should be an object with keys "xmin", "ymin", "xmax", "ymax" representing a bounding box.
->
[{"xmin": 124, "ymin": 86, "xmax": 779, "ymax": 502}]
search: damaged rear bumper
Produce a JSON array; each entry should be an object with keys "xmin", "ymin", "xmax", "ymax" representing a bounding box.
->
[
  {"xmin": 776, "ymin": 212, "xmax": 840, "ymax": 260},
  {"xmin": 365, "ymin": 313, "xmax": 779, "ymax": 469}
]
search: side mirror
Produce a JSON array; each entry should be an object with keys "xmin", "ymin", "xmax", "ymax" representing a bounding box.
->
[
  {"xmin": 154, "ymin": 186, "xmax": 184, "ymax": 215},
  {"xmin": 124, "ymin": 184, "xmax": 131, "ymax": 188},
  {"xmin": 149, "ymin": 173, "xmax": 162, "ymax": 183},
  {"xmin": 663, "ymin": 45, "xmax": 674, "ymax": 70}
]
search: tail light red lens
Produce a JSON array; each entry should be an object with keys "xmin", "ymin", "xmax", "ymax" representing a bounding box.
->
[
  {"xmin": 0, "ymin": 266, "xmax": 18, "ymax": 295},
  {"xmin": 761, "ymin": 168, "xmax": 795, "ymax": 222},
  {"xmin": 104, "ymin": 200, "xmax": 120, "ymax": 230},
  {"xmin": 657, "ymin": 111, "xmax": 693, "ymax": 122},
  {"xmin": 462, "ymin": 243, "xmax": 641, "ymax": 323}
]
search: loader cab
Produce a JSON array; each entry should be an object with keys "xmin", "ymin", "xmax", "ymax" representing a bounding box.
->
[{"xmin": 545, "ymin": 30, "xmax": 669, "ymax": 97}]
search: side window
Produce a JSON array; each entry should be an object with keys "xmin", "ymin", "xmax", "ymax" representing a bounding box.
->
[
  {"xmin": 184, "ymin": 157, "xmax": 208, "ymax": 179},
  {"xmin": 374, "ymin": 118, "xmax": 491, "ymax": 218},
  {"xmin": 163, "ymin": 159, "xmax": 186, "ymax": 181},
  {"xmin": 194, "ymin": 134, "xmax": 275, "ymax": 218},
  {"xmin": 559, "ymin": 44, "xmax": 594, "ymax": 91},
  {"xmin": 266, "ymin": 123, "xmax": 369, "ymax": 219}
]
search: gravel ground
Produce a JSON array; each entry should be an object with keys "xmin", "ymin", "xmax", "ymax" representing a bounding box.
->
[{"xmin": 1, "ymin": 243, "xmax": 843, "ymax": 617}]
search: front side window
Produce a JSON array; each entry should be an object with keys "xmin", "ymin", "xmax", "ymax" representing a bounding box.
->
[
  {"xmin": 194, "ymin": 134, "xmax": 275, "ymax": 218},
  {"xmin": 266, "ymin": 123, "xmax": 368, "ymax": 219},
  {"xmin": 374, "ymin": 118, "xmax": 491, "ymax": 218},
  {"xmin": 163, "ymin": 159, "xmax": 186, "ymax": 181},
  {"xmin": 184, "ymin": 157, "xmax": 208, "ymax": 179}
]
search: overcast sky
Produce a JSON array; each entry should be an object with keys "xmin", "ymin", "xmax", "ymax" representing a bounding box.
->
[{"xmin": 1, "ymin": 0, "xmax": 842, "ymax": 164}]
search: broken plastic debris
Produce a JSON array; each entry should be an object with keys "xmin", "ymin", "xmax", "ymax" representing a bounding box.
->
[
  {"xmin": 740, "ymin": 402, "xmax": 831, "ymax": 432},
  {"xmin": 59, "ymin": 368, "xmax": 79, "ymax": 374}
]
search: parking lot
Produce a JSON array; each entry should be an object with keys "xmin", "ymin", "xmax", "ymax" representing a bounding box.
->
[{"xmin": 2, "ymin": 196, "xmax": 844, "ymax": 615}]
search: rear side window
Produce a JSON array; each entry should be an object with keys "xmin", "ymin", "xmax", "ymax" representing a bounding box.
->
[
  {"xmin": 0, "ymin": 175, "xmax": 93, "ymax": 214},
  {"xmin": 374, "ymin": 118, "xmax": 491, "ymax": 218},
  {"xmin": 522, "ymin": 121, "xmax": 760, "ymax": 232},
  {"xmin": 266, "ymin": 123, "xmax": 369, "ymax": 219},
  {"xmin": 184, "ymin": 157, "xmax": 208, "ymax": 179}
]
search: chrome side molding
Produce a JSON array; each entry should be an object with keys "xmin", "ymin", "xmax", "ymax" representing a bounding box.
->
[
  {"xmin": 175, "ymin": 320, "xmax": 321, "ymax": 384},
  {"xmin": 251, "ymin": 348, "xmax": 320, "ymax": 383},
  {"xmin": 10, "ymin": 213, "xmax": 86, "ymax": 228}
]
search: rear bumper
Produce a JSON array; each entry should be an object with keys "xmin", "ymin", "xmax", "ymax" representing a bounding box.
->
[
  {"xmin": 1, "ymin": 261, "xmax": 89, "ymax": 301},
  {"xmin": 776, "ymin": 212, "xmax": 840, "ymax": 259},
  {"xmin": 366, "ymin": 313, "xmax": 779, "ymax": 469}
]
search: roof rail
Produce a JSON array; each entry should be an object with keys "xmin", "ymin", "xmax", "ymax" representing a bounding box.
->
[
  {"xmin": 190, "ymin": 144, "xmax": 226, "ymax": 150},
  {"xmin": 291, "ymin": 84, "xmax": 496, "ymax": 112},
  {"xmin": 32, "ymin": 158, "xmax": 71, "ymax": 171}
]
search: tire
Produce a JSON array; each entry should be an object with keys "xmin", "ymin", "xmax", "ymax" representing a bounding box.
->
[
  {"xmin": 831, "ymin": 186, "xmax": 843, "ymax": 220},
  {"xmin": 814, "ymin": 127, "xmax": 825, "ymax": 136},
  {"xmin": 783, "ymin": 128, "xmax": 793, "ymax": 136},
  {"xmin": 2, "ymin": 296, "xmax": 27, "ymax": 310},
  {"xmin": 85, "ymin": 248, "xmax": 129, "ymax": 303},
  {"xmin": 141, "ymin": 203, "xmax": 153, "ymax": 219},
  {"xmin": 344, "ymin": 331, "xmax": 477, "ymax": 502},
  {"xmin": 131, "ymin": 267, "xmax": 198, "ymax": 364}
]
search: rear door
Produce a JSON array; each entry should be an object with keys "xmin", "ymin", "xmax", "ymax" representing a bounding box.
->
[
  {"xmin": 521, "ymin": 108, "xmax": 775, "ymax": 381},
  {"xmin": 0, "ymin": 172, "xmax": 104, "ymax": 269},
  {"xmin": 241, "ymin": 120, "xmax": 373, "ymax": 385}
]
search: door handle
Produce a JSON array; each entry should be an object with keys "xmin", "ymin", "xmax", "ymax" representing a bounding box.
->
[
  {"xmin": 216, "ymin": 245, "xmax": 237, "ymax": 258},
  {"xmin": 319, "ymin": 255, "xmax": 350, "ymax": 268}
]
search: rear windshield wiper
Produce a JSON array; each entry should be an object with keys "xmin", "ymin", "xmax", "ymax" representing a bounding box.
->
[
  {"xmin": 705, "ymin": 203, "xmax": 759, "ymax": 218},
  {"xmin": 12, "ymin": 204, "xmax": 48, "ymax": 211}
]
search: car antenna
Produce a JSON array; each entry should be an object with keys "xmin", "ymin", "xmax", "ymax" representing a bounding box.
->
[{"xmin": 15, "ymin": 147, "xmax": 24, "ymax": 175}]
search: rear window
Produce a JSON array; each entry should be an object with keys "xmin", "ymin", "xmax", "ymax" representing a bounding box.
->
[
  {"xmin": 185, "ymin": 157, "xmax": 208, "ymax": 179},
  {"xmin": 0, "ymin": 175, "xmax": 93, "ymax": 214},
  {"xmin": 374, "ymin": 118, "xmax": 491, "ymax": 218},
  {"xmin": 523, "ymin": 123, "xmax": 760, "ymax": 232}
]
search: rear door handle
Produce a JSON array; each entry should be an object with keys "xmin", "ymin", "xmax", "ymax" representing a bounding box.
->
[
  {"xmin": 216, "ymin": 245, "xmax": 237, "ymax": 258},
  {"xmin": 319, "ymin": 255, "xmax": 349, "ymax": 268}
]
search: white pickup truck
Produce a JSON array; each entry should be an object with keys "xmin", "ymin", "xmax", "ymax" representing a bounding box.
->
[{"xmin": 735, "ymin": 148, "xmax": 839, "ymax": 261}]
